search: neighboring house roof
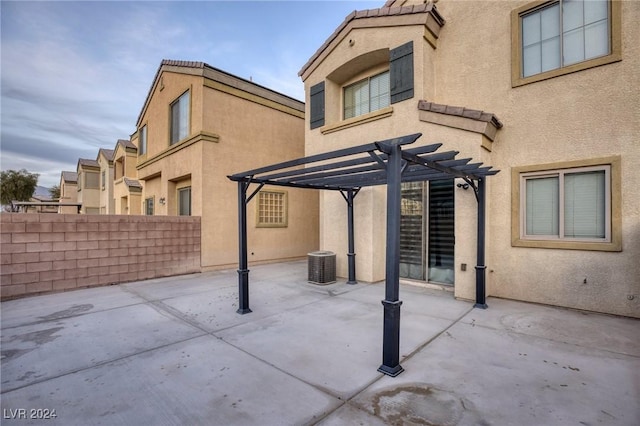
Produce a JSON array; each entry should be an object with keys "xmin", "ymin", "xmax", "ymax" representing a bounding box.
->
[
  {"xmin": 136, "ymin": 59, "xmax": 304, "ymax": 127},
  {"xmin": 97, "ymin": 148, "xmax": 115, "ymax": 162},
  {"xmin": 61, "ymin": 171, "xmax": 78, "ymax": 183},
  {"xmin": 418, "ymin": 100, "xmax": 503, "ymax": 129},
  {"xmin": 298, "ymin": 2, "xmax": 444, "ymax": 78},
  {"xmin": 123, "ymin": 178, "xmax": 143, "ymax": 189},
  {"xmin": 77, "ymin": 158, "xmax": 100, "ymax": 169},
  {"xmin": 116, "ymin": 139, "xmax": 138, "ymax": 152}
]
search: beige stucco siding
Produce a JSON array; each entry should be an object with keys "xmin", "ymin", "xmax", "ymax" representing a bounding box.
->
[{"xmin": 432, "ymin": 0, "xmax": 640, "ymax": 317}]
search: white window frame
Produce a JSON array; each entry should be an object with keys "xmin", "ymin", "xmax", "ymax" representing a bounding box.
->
[
  {"xmin": 343, "ymin": 70, "xmax": 390, "ymax": 120},
  {"xmin": 520, "ymin": 165, "xmax": 611, "ymax": 243}
]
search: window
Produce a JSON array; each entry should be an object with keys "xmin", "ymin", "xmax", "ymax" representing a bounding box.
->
[
  {"xmin": 85, "ymin": 172, "xmax": 99, "ymax": 189},
  {"xmin": 512, "ymin": 157, "xmax": 621, "ymax": 251},
  {"xmin": 145, "ymin": 197, "xmax": 154, "ymax": 215},
  {"xmin": 512, "ymin": 0, "xmax": 621, "ymax": 86},
  {"xmin": 101, "ymin": 170, "xmax": 106, "ymax": 190},
  {"xmin": 171, "ymin": 91, "xmax": 190, "ymax": 145},
  {"xmin": 344, "ymin": 71, "xmax": 390, "ymax": 119},
  {"xmin": 257, "ymin": 191, "xmax": 287, "ymax": 227},
  {"xmin": 178, "ymin": 187, "xmax": 191, "ymax": 216},
  {"xmin": 139, "ymin": 125, "xmax": 147, "ymax": 155}
]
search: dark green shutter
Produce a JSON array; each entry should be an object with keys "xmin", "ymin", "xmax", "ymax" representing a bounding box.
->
[
  {"xmin": 390, "ymin": 41, "xmax": 414, "ymax": 104},
  {"xmin": 310, "ymin": 81, "xmax": 325, "ymax": 129}
]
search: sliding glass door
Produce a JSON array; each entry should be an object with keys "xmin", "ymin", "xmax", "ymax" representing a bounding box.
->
[{"xmin": 400, "ymin": 180, "xmax": 455, "ymax": 285}]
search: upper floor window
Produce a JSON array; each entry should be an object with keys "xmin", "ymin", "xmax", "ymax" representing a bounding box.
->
[
  {"xmin": 512, "ymin": 0, "xmax": 620, "ymax": 86},
  {"xmin": 139, "ymin": 125, "xmax": 147, "ymax": 155},
  {"xmin": 171, "ymin": 91, "xmax": 190, "ymax": 145},
  {"xmin": 85, "ymin": 172, "xmax": 99, "ymax": 189},
  {"xmin": 101, "ymin": 170, "xmax": 106, "ymax": 190},
  {"xmin": 344, "ymin": 71, "xmax": 390, "ymax": 120}
]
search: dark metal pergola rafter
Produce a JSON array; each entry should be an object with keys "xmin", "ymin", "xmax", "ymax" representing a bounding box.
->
[{"xmin": 228, "ymin": 133, "xmax": 499, "ymax": 377}]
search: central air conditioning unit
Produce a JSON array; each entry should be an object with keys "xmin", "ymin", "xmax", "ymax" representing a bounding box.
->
[{"xmin": 308, "ymin": 251, "xmax": 336, "ymax": 285}]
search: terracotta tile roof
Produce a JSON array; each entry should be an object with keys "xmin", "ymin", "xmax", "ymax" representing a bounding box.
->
[
  {"xmin": 418, "ymin": 100, "xmax": 503, "ymax": 128},
  {"xmin": 61, "ymin": 171, "xmax": 78, "ymax": 183},
  {"xmin": 77, "ymin": 158, "xmax": 100, "ymax": 169},
  {"xmin": 98, "ymin": 148, "xmax": 115, "ymax": 161},
  {"xmin": 299, "ymin": 2, "xmax": 444, "ymax": 77},
  {"xmin": 124, "ymin": 178, "xmax": 143, "ymax": 189}
]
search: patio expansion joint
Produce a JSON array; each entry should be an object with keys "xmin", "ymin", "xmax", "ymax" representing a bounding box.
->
[{"xmin": 0, "ymin": 333, "xmax": 207, "ymax": 395}]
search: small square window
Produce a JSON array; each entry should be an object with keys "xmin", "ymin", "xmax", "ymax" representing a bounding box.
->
[{"xmin": 257, "ymin": 191, "xmax": 287, "ymax": 228}]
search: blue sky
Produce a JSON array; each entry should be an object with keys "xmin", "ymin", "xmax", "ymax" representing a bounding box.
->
[{"xmin": 1, "ymin": 0, "xmax": 382, "ymax": 188}]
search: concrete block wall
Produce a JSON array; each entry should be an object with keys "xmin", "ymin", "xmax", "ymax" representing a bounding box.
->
[{"xmin": 1, "ymin": 214, "xmax": 201, "ymax": 300}]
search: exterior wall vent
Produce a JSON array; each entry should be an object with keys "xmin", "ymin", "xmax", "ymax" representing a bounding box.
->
[{"xmin": 308, "ymin": 251, "xmax": 336, "ymax": 285}]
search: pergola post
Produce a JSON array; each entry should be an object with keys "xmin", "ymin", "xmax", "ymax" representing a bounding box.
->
[
  {"xmin": 237, "ymin": 182, "xmax": 252, "ymax": 314},
  {"xmin": 378, "ymin": 143, "xmax": 404, "ymax": 377},
  {"xmin": 346, "ymin": 189, "xmax": 357, "ymax": 284},
  {"xmin": 474, "ymin": 178, "xmax": 488, "ymax": 309}
]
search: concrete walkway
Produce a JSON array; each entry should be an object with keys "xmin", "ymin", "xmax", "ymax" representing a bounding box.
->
[{"xmin": 1, "ymin": 260, "xmax": 638, "ymax": 425}]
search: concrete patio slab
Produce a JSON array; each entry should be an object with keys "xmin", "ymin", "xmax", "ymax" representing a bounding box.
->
[
  {"xmin": 1, "ymin": 260, "xmax": 638, "ymax": 425},
  {"xmin": 1, "ymin": 334, "xmax": 341, "ymax": 426}
]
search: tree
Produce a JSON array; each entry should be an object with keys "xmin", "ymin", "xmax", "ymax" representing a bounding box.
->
[
  {"xmin": 0, "ymin": 169, "xmax": 39, "ymax": 211},
  {"xmin": 49, "ymin": 184, "xmax": 61, "ymax": 200}
]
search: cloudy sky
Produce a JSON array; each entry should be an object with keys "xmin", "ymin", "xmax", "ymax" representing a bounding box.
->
[{"xmin": 1, "ymin": 0, "xmax": 382, "ymax": 188}]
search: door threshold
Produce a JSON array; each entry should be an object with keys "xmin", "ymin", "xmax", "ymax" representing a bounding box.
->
[{"xmin": 399, "ymin": 278, "xmax": 454, "ymax": 293}]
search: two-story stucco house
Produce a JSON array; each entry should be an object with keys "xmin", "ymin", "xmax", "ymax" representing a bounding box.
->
[
  {"xmin": 299, "ymin": 0, "xmax": 639, "ymax": 318},
  {"xmin": 96, "ymin": 148, "xmax": 115, "ymax": 214},
  {"xmin": 76, "ymin": 158, "xmax": 101, "ymax": 214},
  {"xmin": 112, "ymin": 139, "xmax": 143, "ymax": 215},
  {"xmin": 133, "ymin": 60, "xmax": 319, "ymax": 270},
  {"xmin": 58, "ymin": 171, "xmax": 78, "ymax": 214}
]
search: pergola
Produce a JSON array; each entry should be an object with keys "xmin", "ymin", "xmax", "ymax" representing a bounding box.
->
[{"xmin": 228, "ymin": 133, "xmax": 499, "ymax": 376}]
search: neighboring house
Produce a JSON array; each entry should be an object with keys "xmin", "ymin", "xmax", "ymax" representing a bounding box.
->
[
  {"xmin": 97, "ymin": 148, "xmax": 115, "ymax": 214},
  {"xmin": 58, "ymin": 171, "xmax": 79, "ymax": 214},
  {"xmin": 112, "ymin": 139, "xmax": 143, "ymax": 214},
  {"xmin": 133, "ymin": 59, "xmax": 319, "ymax": 270},
  {"xmin": 76, "ymin": 159, "xmax": 101, "ymax": 214},
  {"xmin": 298, "ymin": 0, "xmax": 639, "ymax": 317}
]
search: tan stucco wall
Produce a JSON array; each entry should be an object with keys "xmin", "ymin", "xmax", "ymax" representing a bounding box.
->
[
  {"xmin": 77, "ymin": 170, "xmax": 100, "ymax": 214},
  {"xmin": 432, "ymin": 0, "xmax": 640, "ymax": 317},
  {"xmin": 303, "ymin": 1, "xmax": 639, "ymax": 317},
  {"xmin": 137, "ymin": 68, "xmax": 318, "ymax": 270},
  {"xmin": 97, "ymin": 155, "xmax": 114, "ymax": 214},
  {"xmin": 59, "ymin": 180, "xmax": 78, "ymax": 214}
]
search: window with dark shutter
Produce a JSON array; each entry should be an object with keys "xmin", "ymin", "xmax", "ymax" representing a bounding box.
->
[
  {"xmin": 309, "ymin": 81, "xmax": 325, "ymax": 129},
  {"xmin": 390, "ymin": 41, "xmax": 414, "ymax": 104}
]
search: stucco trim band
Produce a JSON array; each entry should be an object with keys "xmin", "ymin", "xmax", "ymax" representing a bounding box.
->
[
  {"xmin": 320, "ymin": 106, "xmax": 394, "ymax": 135},
  {"xmin": 136, "ymin": 131, "xmax": 220, "ymax": 170}
]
